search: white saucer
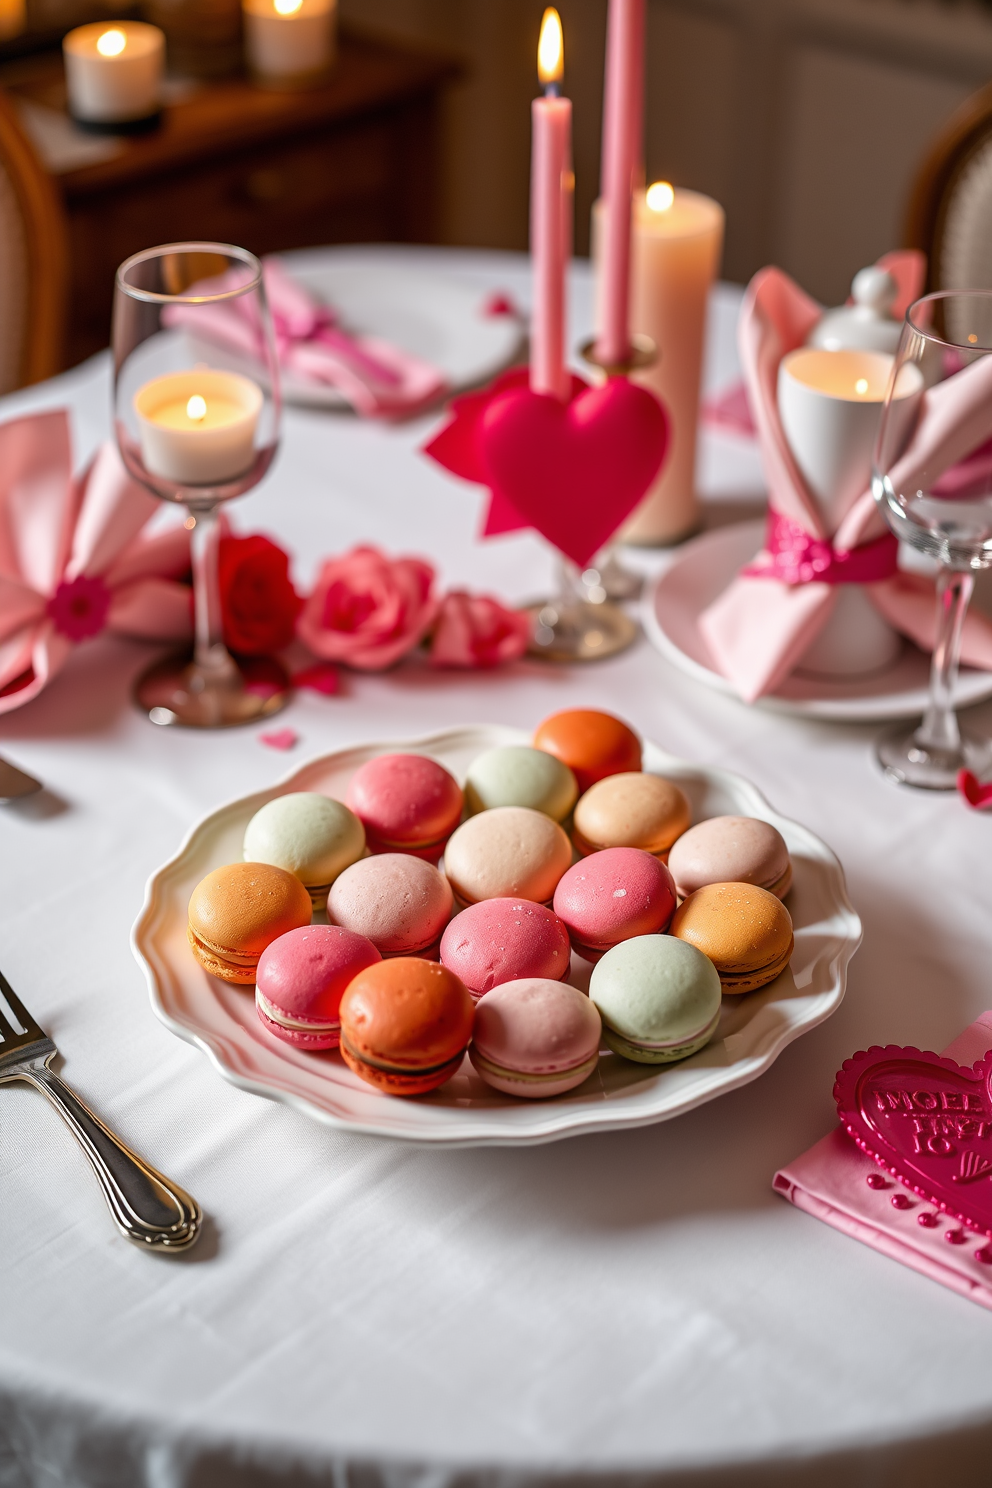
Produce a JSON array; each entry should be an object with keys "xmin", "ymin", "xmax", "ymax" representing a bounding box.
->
[
  {"xmin": 642, "ymin": 519, "xmax": 992, "ymax": 722},
  {"xmin": 132, "ymin": 726, "xmax": 860, "ymax": 1147}
]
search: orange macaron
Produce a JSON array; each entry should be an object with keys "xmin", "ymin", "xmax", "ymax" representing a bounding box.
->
[
  {"xmin": 572, "ymin": 772, "xmax": 691, "ymax": 859},
  {"xmin": 669, "ymin": 881, "xmax": 794, "ymax": 993},
  {"xmin": 339, "ymin": 958, "xmax": 475, "ymax": 1096},
  {"xmin": 187, "ymin": 861, "xmax": 312, "ymax": 985},
  {"xmin": 533, "ymin": 709, "xmax": 641, "ymax": 794}
]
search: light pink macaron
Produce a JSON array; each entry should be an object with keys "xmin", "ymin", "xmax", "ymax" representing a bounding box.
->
[
  {"xmin": 255, "ymin": 924, "xmax": 381, "ymax": 1049},
  {"xmin": 439, "ymin": 898, "xmax": 571, "ymax": 1001},
  {"xmin": 552, "ymin": 847, "xmax": 677, "ymax": 961},
  {"xmin": 469, "ymin": 978, "xmax": 602, "ymax": 1098},
  {"xmin": 327, "ymin": 852, "xmax": 454, "ymax": 957}
]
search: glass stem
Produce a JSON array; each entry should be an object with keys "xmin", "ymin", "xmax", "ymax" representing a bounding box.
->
[
  {"xmin": 553, "ymin": 556, "xmax": 586, "ymax": 612},
  {"xmin": 188, "ymin": 504, "xmax": 236, "ymax": 684},
  {"xmin": 916, "ymin": 566, "xmax": 974, "ymax": 754}
]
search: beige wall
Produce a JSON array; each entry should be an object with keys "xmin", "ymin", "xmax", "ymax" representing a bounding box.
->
[{"xmin": 342, "ymin": 0, "xmax": 992, "ymax": 302}]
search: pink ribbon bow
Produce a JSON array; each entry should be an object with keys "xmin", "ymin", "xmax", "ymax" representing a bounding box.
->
[
  {"xmin": 0, "ymin": 410, "xmax": 192, "ymax": 714},
  {"xmin": 700, "ymin": 252, "xmax": 992, "ymax": 701},
  {"xmin": 163, "ymin": 259, "xmax": 448, "ymax": 420}
]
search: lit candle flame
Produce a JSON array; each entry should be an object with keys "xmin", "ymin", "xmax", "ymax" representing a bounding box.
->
[
  {"xmin": 186, "ymin": 395, "xmax": 207, "ymax": 422},
  {"xmin": 646, "ymin": 181, "xmax": 675, "ymax": 213},
  {"xmin": 96, "ymin": 28, "xmax": 126, "ymax": 55},
  {"xmin": 855, "ymin": 378, "xmax": 869, "ymax": 395},
  {"xmin": 969, "ymin": 333, "xmax": 978, "ymax": 344},
  {"xmin": 538, "ymin": 8, "xmax": 563, "ymax": 86},
  {"xmin": 274, "ymin": 0, "xmax": 303, "ymax": 11}
]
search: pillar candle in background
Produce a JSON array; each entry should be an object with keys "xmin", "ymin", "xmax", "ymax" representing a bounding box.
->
[
  {"xmin": 530, "ymin": 8, "xmax": 573, "ymax": 402},
  {"xmin": 243, "ymin": 0, "xmax": 338, "ymax": 88},
  {"xmin": 594, "ymin": 0, "xmax": 645, "ymax": 368},
  {"xmin": 600, "ymin": 184, "xmax": 724, "ymax": 544},
  {"xmin": 0, "ymin": 0, "xmax": 25, "ymax": 42},
  {"xmin": 63, "ymin": 22, "xmax": 165, "ymax": 127}
]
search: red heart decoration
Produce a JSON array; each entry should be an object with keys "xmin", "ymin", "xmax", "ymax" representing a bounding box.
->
[
  {"xmin": 477, "ymin": 378, "xmax": 669, "ymax": 568},
  {"xmin": 958, "ymin": 769, "xmax": 992, "ymax": 809},
  {"xmin": 835, "ymin": 1045, "xmax": 992, "ymax": 1238}
]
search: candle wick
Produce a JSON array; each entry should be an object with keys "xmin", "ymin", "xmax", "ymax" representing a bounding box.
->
[{"xmin": 543, "ymin": 81, "xmax": 560, "ymax": 97}]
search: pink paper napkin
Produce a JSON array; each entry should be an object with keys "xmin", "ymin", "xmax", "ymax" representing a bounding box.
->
[
  {"xmin": 700, "ymin": 252, "xmax": 992, "ymax": 701},
  {"xmin": 0, "ymin": 410, "xmax": 191, "ymax": 714},
  {"xmin": 775, "ymin": 1012, "xmax": 992, "ymax": 1310},
  {"xmin": 163, "ymin": 258, "xmax": 448, "ymax": 420}
]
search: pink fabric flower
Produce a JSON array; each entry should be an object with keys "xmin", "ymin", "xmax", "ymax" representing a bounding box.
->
[
  {"xmin": 46, "ymin": 575, "xmax": 112, "ymax": 641},
  {"xmin": 429, "ymin": 589, "xmax": 531, "ymax": 668},
  {"xmin": 298, "ymin": 546, "xmax": 438, "ymax": 671}
]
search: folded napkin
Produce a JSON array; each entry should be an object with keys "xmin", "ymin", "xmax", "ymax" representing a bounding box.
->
[
  {"xmin": 163, "ymin": 258, "xmax": 447, "ymax": 420},
  {"xmin": 0, "ymin": 411, "xmax": 191, "ymax": 715},
  {"xmin": 700, "ymin": 252, "xmax": 992, "ymax": 701},
  {"xmin": 775, "ymin": 1013, "xmax": 992, "ymax": 1311}
]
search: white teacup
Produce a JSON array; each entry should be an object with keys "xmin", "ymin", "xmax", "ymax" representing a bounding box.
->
[{"xmin": 777, "ymin": 348, "xmax": 923, "ymax": 678}]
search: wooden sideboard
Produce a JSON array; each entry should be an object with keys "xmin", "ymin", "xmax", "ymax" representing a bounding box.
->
[{"xmin": 1, "ymin": 30, "xmax": 459, "ymax": 367}]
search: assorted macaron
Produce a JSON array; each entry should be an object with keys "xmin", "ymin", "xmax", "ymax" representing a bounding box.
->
[
  {"xmin": 444, "ymin": 806, "xmax": 572, "ymax": 906},
  {"xmin": 669, "ymin": 882, "xmax": 794, "ymax": 993},
  {"xmin": 187, "ymin": 861, "xmax": 313, "ymax": 985},
  {"xmin": 470, "ymin": 979, "xmax": 602, "ymax": 1098},
  {"xmin": 572, "ymin": 772, "xmax": 691, "ymax": 860},
  {"xmin": 243, "ymin": 792, "xmax": 365, "ymax": 904},
  {"xmin": 667, "ymin": 816, "xmax": 792, "ymax": 900},
  {"xmin": 186, "ymin": 708, "xmax": 801, "ymax": 1099},
  {"xmin": 346, "ymin": 753, "xmax": 463, "ymax": 862},
  {"xmin": 440, "ymin": 899, "xmax": 571, "ymax": 999},
  {"xmin": 339, "ymin": 958, "xmax": 475, "ymax": 1095},
  {"xmin": 465, "ymin": 745, "xmax": 578, "ymax": 822},
  {"xmin": 553, "ymin": 847, "xmax": 677, "ymax": 961},
  {"xmin": 328, "ymin": 853, "xmax": 453, "ymax": 958}
]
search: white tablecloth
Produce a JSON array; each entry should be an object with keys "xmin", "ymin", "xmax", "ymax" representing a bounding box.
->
[{"xmin": 4, "ymin": 247, "xmax": 992, "ymax": 1488}]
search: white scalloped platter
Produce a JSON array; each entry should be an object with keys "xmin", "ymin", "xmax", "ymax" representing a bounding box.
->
[{"xmin": 131, "ymin": 727, "xmax": 861, "ymax": 1146}]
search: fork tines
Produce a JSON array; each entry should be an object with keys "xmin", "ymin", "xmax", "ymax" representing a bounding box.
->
[{"xmin": 0, "ymin": 967, "xmax": 47, "ymax": 1048}]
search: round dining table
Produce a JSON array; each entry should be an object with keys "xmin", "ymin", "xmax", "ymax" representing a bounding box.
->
[{"xmin": 3, "ymin": 245, "xmax": 992, "ymax": 1487}]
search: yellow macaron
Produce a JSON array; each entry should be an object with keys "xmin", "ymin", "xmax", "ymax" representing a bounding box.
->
[{"xmin": 668, "ymin": 881, "xmax": 794, "ymax": 993}]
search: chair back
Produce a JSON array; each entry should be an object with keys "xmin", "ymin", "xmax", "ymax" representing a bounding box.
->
[
  {"xmin": 0, "ymin": 88, "xmax": 67, "ymax": 391},
  {"xmin": 906, "ymin": 83, "xmax": 992, "ymax": 295}
]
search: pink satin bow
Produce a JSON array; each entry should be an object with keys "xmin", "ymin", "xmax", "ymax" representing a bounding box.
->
[{"xmin": 0, "ymin": 411, "xmax": 192, "ymax": 715}]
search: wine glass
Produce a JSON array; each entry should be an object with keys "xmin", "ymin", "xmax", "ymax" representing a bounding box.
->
[
  {"xmin": 874, "ymin": 290, "xmax": 992, "ymax": 787},
  {"xmin": 112, "ymin": 241, "xmax": 284, "ymax": 727}
]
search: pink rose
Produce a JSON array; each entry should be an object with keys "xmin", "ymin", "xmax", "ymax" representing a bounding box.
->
[
  {"xmin": 298, "ymin": 545, "xmax": 438, "ymax": 670},
  {"xmin": 429, "ymin": 589, "xmax": 531, "ymax": 668}
]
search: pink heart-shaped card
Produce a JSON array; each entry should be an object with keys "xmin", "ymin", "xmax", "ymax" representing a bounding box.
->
[{"xmin": 835, "ymin": 1045, "xmax": 992, "ymax": 1238}]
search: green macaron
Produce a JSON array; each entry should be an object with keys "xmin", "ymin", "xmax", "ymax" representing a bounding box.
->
[
  {"xmin": 589, "ymin": 934, "xmax": 722, "ymax": 1064},
  {"xmin": 465, "ymin": 745, "xmax": 578, "ymax": 821},
  {"xmin": 243, "ymin": 792, "xmax": 365, "ymax": 903}
]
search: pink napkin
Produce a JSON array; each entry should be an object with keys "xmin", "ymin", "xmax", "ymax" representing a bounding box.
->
[
  {"xmin": 0, "ymin": 410, "xmax": 191, "ymax": 715},
  {"xmin": 162, "ymin": 259, "xmax": 448, "ymax": 420},
  {"xmin": 700, "ymin": 252, "xmax": 992, "ymax": 701},
  {"xmin": 775, "ymin": 1013, "xmax": 992, "ymax": 1310}
]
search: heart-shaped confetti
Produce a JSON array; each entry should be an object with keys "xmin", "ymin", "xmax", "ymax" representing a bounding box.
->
[
  {"xmin": 958, "ymin": 770, "xmax": 992, "ymax": 809},
  {"xmin": 259, "ymin": 728, "xmax": 298, "ymax": 751}
]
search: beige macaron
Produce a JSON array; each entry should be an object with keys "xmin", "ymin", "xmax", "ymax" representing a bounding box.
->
[
  {"xmin": 444, "ymin": 806, "xmax": 572, "ymax": 905},
  {"xmin": 667, "ymin": 816, "xmax": 792, "ymax": 900},
  {"xmin": 669, "ymin": 881, "xmax": 794, "ymax": 994},
  {"xmin": 572, "ymin": 772, "xmax": 691, "ymax": 859}
]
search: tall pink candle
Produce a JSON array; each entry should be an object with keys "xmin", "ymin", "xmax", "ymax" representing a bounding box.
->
[
  {"xmin": 530, "ymin": 9, "xmax": 572, "ymax": 402},
  {"xmin": 595, "ymin": 0, "xmax": 645, "ymax": 368}
]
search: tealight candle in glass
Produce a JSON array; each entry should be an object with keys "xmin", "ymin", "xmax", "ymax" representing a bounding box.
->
[{"xmin": 113, "ymin": 242, "xmax": 284, "ymax": 728}]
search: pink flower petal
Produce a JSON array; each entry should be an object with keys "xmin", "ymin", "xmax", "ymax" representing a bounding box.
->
[
  {"xmin": 259, "ymin": 728, "xmax": 299, "ymax": 751},
  {"xmin": 292, "ymin": 662, "xmax": 339, "ymax": 696}
]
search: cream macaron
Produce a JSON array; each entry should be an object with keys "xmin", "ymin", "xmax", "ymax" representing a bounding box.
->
[
  {"xmin": 572, "ymin": 772, "xmax": 691, "ymax": 860},
  {"xmin": 444, "ymin": 806, "xmax": 572, "ymax": 906}
]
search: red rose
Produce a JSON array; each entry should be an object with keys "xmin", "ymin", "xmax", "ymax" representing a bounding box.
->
[{"xmin": 217, "ymin": 532, "xmax": 302, "ymax": 656}]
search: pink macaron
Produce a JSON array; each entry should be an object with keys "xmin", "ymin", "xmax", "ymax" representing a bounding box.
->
[
  {"xmin": 470, "ymin": 978, "xmax": 602, "ymax": 1098},
  {"xmin": 552, "ymin": 847, "xmax": 677, "ymax": 961},
  {"xmin": 345, "ymin": 754, "xmax": 463, "ymax": 863},
  {"xmin": 255, "ymin": 924, "xmax": 381, "ymax": 1049},
  {"xmin": 327, "ymin": 852, "xmax": 453, "ymax": 957},
  {"xmin": 439, "ymin": 898, "xmax": 571, "ymax": 1001}
]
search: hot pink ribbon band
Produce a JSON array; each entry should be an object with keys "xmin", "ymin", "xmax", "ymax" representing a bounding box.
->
[{"xmin": 741, "ymin": 512, "xmax": 899, "ymax": 587}]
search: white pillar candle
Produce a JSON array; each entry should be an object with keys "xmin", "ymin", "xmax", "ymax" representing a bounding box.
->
[
  {"xmin": 595, "ymin": 185, "xmax": 724, "ymax": 544},
  {"xmin": 243, "ymin": 0, "xmax": 337, "ymax": 86},
  {"xmin": 134, "ymin": 370, "xmax": 263, "ymax": 485},
  {"xmin": 63, "ymin": 22, "xmax": 165, "ymax": 126},
  {"xmin": 0, "ymin": 0, "xmax": 26, "ymax": 43}
]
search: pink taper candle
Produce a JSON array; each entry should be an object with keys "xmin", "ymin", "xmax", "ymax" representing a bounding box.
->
[
  {"xmin": 530, "ymin": 8, "xmax": 572, "ymax": 402},
  {"xmin": 595, "ymin": 0, "xmax": 645, "ymax": 367}
]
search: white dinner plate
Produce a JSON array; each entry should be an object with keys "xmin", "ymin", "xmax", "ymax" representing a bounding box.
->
[
  {"xmin": 642, "ymin": 519, "xmax": 992, "ymax": 722},
  {"xmin": 132, "ymin": 726, "xmax": 861, "ymax": 1146},
  {"xmin": 271, "ymin": 252, "xmax": 523, "ymax": 409}
]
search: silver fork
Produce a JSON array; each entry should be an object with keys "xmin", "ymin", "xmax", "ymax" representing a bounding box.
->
[{"xmin": 0, "ymin": 968, "xmax": 201, "ymax": 1251}]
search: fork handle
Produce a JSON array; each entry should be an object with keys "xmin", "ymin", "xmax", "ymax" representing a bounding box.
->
[{"xmin": 22, "ymin": 1068, "xmax": 201, "ymax": 1250}]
